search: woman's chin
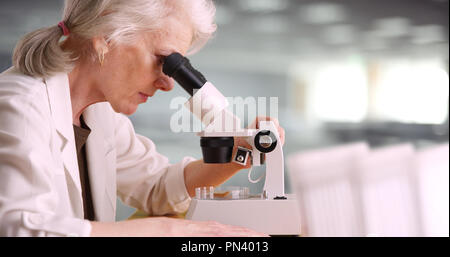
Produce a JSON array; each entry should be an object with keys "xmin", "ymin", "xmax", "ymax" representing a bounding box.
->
[
  {"xmin": 122, "ymin": 105, "xmax": 139, "ymax": 116},
  {"xmin": 110, "ymin": 102, "xmax": 139, "ymax": 115}
]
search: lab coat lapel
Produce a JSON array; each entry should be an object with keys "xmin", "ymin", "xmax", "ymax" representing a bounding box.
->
[
  {"xmin": 44, "ymin": 73, "xmax": 83, "ymax": 214},
  {"xmin": 83, "ymin": 105, "xmax": 116, "ymax": 221}
]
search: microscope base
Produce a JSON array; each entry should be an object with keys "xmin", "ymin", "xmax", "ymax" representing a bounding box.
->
[{"xmin": 185, "ymin": 194, "xmax": 301, "ymax": 236}]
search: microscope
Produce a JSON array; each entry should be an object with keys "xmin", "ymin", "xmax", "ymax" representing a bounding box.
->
[{"xmin": 163, "ymin": 53, "xmax": 301, "ymax": 235}]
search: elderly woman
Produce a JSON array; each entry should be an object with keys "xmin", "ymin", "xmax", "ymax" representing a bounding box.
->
[{"xmin": 0, "ymin": 0, "xmax": 284, "ymax": 237}]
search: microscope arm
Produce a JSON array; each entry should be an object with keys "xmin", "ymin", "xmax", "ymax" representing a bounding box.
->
[{"xmin": 257, "ymin": 121, "xmax": 285, "ymax": 199}]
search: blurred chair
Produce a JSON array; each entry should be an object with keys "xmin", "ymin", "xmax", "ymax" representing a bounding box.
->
[
  {"xmin": 287, "ymin": 142, "xmax": 370, "ymax": 236},
  {"xmin": 287, "ymin": 142, "xmax": 450, "ymax": 237},
  {"xmin": 415, "ymin": 143, "xmax": 449, "ymax": 236},
  {"xmin": 356, "ymin": 144, "xmax": 421, "ymax": 236}
]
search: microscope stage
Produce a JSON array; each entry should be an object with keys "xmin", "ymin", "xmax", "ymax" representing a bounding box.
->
[{"xmin": 185, "ymin": 194, "xmax": 301, "ymax": 236}]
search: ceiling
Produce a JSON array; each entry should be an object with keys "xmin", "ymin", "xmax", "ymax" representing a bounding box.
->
[
  {"xmin": 196, "ymin": 0, "xmax": 449, "ymax": 73},
  {"xmin": 0, "ymin": 0, "xmax": 448, "ymax": 74}
]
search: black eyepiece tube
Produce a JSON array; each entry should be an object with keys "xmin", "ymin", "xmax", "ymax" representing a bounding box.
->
[{"xmin": 162, "ymin": 52, "xmax": 207, "ymax": 96}]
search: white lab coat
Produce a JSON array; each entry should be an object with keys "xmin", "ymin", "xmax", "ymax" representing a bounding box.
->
[{"xmin": 0, "ymin": 68, "xmax": 195, "ymax": 237}]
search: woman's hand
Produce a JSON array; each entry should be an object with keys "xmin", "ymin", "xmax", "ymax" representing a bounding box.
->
[
  {"xmin": 162, "ymin": 218, "xmax": 268, "ymax": 237},
  {"xmin": 90, "ymin": 217, "xmax": 267, "ymax": 237},
  {"xmin": 247, "ymin": 116, "xmax": 285, "ymax": 145},
  {"xmin": 233, "ymin": 116, "xmax": 285, "ymax": 170}
]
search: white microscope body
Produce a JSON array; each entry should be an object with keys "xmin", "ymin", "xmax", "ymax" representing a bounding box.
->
[
  {"xmin": 162, "ymin": 53, "xmax": 301, "ymax": 235},
  {"xmin": 183, "ymin": 82, "xmax": 301, "ymax": 236}
]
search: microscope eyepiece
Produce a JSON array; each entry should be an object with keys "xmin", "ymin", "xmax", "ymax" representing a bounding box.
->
[
  {"xmin": 162, "ymin": 52, "xmax": 207, "ymax": 96},
  {"xmin": 162, "ymin": 53, "xmax": 184, "ymax": 77}
]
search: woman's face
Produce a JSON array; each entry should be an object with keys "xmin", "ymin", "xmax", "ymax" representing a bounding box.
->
[{"xmin": 94, "ymin": 17, "xmax": 194, "ymax": 115}]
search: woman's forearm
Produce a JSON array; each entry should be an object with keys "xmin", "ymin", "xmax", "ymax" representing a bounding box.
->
[
  {"xmin": 183, "ymin": 159, "xmax": 243, "ymax": 197},
  {"xmin": 90, "ymin": 217, "xmax": 267, "ymax": 237},
  {"xmin": 89, "ymin": 218, "xmax": 172, "ymax": 237}
]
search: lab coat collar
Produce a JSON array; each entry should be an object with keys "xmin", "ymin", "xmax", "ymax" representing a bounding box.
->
[
  {"xmin": 44, "ymin": 73, "xmax": 83, "ymax": 214},
  {"xmin": 44, "ymin": 73, "xmax": 74, "ymax": 148}
]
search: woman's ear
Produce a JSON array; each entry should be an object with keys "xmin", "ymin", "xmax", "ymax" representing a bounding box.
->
[
  {"xmin": 92, "ymin": 36, "xmax": 109, "ymax": 65},
  {"xmin": 92, "ymin": 37, "xmax": 109, "ymax": 55}
]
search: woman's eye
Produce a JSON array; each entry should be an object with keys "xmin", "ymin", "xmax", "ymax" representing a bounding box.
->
[{"xmin": 156, "ymin": 55, "xmax": 165, "ymax": 65}]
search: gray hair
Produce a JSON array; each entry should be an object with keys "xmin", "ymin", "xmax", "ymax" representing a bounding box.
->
[{"xmin": 13, "ymin": 0, "xmax": 216, "ymax": 78}]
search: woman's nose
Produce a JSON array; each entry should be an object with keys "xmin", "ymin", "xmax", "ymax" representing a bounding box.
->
[{"xmin": 154, "ymin": 76, "xmax": 174, "ymax": 92}]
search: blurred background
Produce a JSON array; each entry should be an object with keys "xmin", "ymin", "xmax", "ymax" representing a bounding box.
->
[{"xmin": 0, "ymin": 0, "xmax": 448, "ymax": 224}]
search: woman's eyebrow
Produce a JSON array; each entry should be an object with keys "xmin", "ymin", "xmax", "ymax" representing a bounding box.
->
[{"xmin": 158, "ymin": 48, "xmax": 177, "ymax": 56}]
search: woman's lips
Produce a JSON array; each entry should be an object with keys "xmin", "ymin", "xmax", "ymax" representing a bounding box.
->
[{"xmin": 138, "ymin": 92, "xmax": 150, "ymax": 102}]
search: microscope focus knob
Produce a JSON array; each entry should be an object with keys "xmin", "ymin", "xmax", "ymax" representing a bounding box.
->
[
  {"xmin": 254, "ymin": 130, "xmax": 277, "ymax": 153},
  {"xmin": 259, "ymin": 135, "xmax": 273, "ymax": 148}
]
